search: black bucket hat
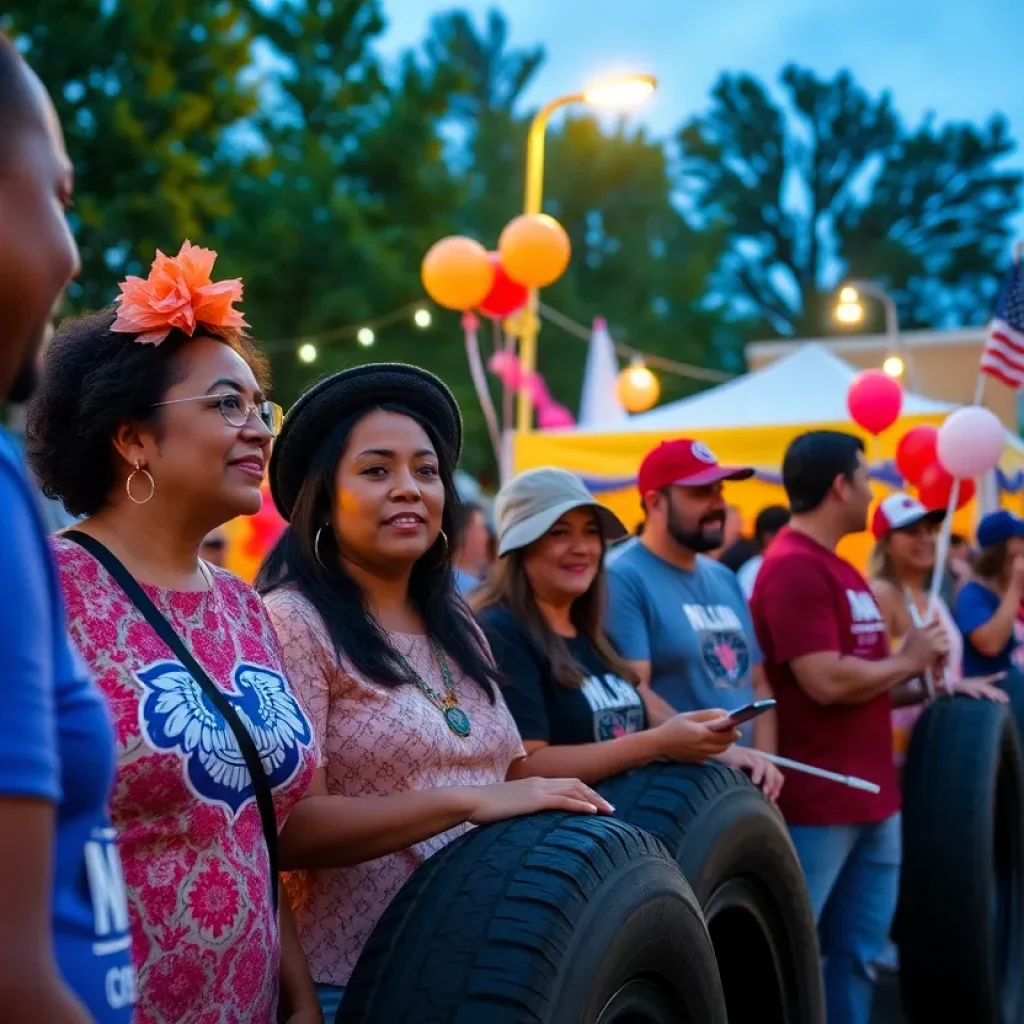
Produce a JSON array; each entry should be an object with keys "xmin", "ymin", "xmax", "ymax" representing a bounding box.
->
[{"xmin": 269, "ymin": 363, "xmax": 463, "ymax": 522}]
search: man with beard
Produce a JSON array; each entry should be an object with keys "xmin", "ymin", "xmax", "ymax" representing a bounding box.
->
[
  {"xmin": 606, "ymin": 439, "xmax": 783, "ymax": 799},
  {"xmin": 750, "ymin": 430, "xmax": 947, "ymax": 1024},
  {"xmin": 0, "ymin": 34, "xmax": 136, "ymax": 1023}
]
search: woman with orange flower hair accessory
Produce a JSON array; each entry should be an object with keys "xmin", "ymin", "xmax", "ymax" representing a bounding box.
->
[{"xmin": 26, "ymin": 242, "xmax": 321, "ymax": 1024}]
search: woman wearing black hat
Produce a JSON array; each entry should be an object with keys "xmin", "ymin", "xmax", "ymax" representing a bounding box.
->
[{"xmin": 257, "ymin": 364, "xmax": 609, "ymax": 1016}]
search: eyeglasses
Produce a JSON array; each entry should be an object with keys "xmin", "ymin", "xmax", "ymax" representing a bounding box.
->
[{"xmin": 152, "ymin": 393, "xmax": 284, "ymax": 436}]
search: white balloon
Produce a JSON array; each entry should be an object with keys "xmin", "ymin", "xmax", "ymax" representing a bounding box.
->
[{"xmin": 937, "ymin": 405, "xmax": 1005, "ymax": 479}]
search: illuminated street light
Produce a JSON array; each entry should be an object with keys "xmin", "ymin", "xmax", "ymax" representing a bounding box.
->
[
  {"xmin": 413, "ymin": 308, "xmax": 432, "ymax": 329},
  {"xmin": 582, "ymin": 74, "xmax": 657, "ymax": 108},
  {"xmin": 835, "ymin": 302, "xmax": 864, "ymax": 325},
  {"xmin": 517, "ymin": 72, "xmax": 657, "ymax": 432},
  {"xmin": 298, "ymin": 343, "xmax": 317, "ymax": 364},
  {"xmin": 357, "ymin": 327, "xmax": 375, "ymax": 347},
  {"xmin": 835, "ymin": 280, "xmax": 920, "ymax": 390}
]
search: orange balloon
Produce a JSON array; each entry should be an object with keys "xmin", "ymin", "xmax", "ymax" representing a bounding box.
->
[
  {"xmin": 498, "ymin": 214, "xmax": 571, "ymax": 288},
  {"xmin": 617, "ymin": 364, "xmax": 660, "ymax": 413},
  {"xmin": 421, "ymin": 236, "xmax": 495, "ymax": 310}
]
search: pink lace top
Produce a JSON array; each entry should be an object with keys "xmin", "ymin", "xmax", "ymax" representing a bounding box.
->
[
  {"xmin": 264, "ymin": 588, "xmax": 525, "ymax": 987},
  {"xmin": 52, "ymin": 539, "xmax": 317, "ymax": 1024}
]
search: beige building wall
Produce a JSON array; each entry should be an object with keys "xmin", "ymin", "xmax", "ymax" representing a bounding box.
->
[{"xmin": 746, "ymin": 328, "xmax": 1020, "ymax": 431}]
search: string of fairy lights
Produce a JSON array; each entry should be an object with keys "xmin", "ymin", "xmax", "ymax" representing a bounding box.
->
[{"xmin": 269, "ymin": 301, "xmax": 734, "ymax": 385}]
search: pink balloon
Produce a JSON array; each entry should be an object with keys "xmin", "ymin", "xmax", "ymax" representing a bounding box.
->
[
  {"xmin": 847, "ymin": 370, "xmax": 903, "ymax": 436},
  {"xmin": 936, "ymin": 405, "xmax": 1005, "ymax": 479},
  {"xmin": 537, "ymin": 401, "xmax": 575, "ymax": 430}
]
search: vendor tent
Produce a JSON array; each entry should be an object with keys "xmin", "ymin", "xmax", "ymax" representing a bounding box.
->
[{"xmin": 512, "ymin": 344, "xmax": 1024, "ymax": 569}]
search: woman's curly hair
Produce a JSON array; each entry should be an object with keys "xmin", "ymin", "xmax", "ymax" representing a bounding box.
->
[{"xmin": 26, "ymin": 308, "xmax": 269, "ymax": 517}]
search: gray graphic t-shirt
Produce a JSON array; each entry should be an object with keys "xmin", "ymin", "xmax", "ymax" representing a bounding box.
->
[{"xmin": 606, "ymin": 543, "xmax": 762, "ymax": 738}]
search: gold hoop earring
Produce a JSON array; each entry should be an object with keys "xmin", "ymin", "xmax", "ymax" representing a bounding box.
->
[
  {"xmin": 314, "ymin": 525, "xmax": 329, "ymax": 569},
  {"xmin": 126, "ymin": 462, "xmax": 155, "ymax": 505}
]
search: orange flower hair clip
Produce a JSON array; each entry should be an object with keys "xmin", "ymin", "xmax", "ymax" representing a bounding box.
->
[{"xmin": 111, "ymin": 240, "xmax": 248, "ymax": 346}]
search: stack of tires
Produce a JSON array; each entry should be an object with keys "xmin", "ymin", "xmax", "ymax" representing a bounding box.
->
[
  {"xmin": 898, "ymin": 688, "xmax": 1024, "ymax": 1024},
  {"xmin": 338, "ymin": 764, "xmax": 824, "ymax": 1024}
]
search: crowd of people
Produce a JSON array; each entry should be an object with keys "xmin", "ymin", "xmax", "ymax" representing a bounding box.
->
[{"xmin": 3, "ymin": 31, "xmax": 1022, "ymax": 1024}]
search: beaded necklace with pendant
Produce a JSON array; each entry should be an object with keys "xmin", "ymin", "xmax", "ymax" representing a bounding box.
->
[{"xmin": 393, "ymin": 636, "xmax": 471, "ymax": 738}]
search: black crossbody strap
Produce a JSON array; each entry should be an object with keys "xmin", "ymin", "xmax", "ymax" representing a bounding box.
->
[{"xmin": 64, "ymin": 530, "xmax": 279, "ymax": 909}]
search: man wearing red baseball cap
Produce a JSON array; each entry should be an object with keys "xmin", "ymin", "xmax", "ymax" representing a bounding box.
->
[{"xmin": 605, "ymin": 438, "xmax": 783, "ymax": 799}]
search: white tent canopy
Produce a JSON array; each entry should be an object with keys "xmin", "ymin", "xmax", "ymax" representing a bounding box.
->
[{"xmin": 570, "ymin": 343, "xmax": 953, "ymax": 435}]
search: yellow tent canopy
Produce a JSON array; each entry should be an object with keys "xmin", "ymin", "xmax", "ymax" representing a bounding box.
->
[{"xmin": 513, "ymin": 345, "xmax": 1024, "ymax": 571}]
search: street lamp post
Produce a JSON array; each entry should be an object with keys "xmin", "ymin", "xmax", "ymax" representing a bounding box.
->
[
  {"xmin": 835, "ymin": 280, "xmax": 921, "ymax": 391},
  {"xmin": 516, "ymin": 74, "xmax": 656, "ymax": 433}
]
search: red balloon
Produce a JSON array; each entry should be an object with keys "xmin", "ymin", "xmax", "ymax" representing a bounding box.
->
[
  {"xmin": 477, "ymin": 252, "xmax": 528, "ymax": 320},
  {"xmin": 847, "ymin": 370, "xmax": 903, "ymax": 436},
  {"xmin": 895, "ymin": 425, "xmax": 939, "ymax": 486},
  {"xmin": 916, "ymin": 462, "xmax": 976, "ymax": 511}
]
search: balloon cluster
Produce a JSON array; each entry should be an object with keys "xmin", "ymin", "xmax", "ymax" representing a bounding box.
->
[
  {"xmin": 487, "ymin": 350, "xmax": 575, "ymax": 429},
  {"xmin": 420, "ymin": 214, "xmax": 571, "ymax": 316},
  {"xmin": 895, "ymin": 407, "xmax": 1005, "ymax": 510}
]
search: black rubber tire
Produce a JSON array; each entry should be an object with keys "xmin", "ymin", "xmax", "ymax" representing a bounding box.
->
[
  {"xmin": 337, "ymin": 812, "xmax": 727, "ymax": 1024},
  {"xmin": 597, "ymin": 761, "xmax": 825, "ymax": 1024},
  {"xmin": 999, "ymin": 667, "xmax": 1024, "ymax": 748},
  {"xmin": 898, "ymin": 696, "xmax": 1024, "ymax": 1023}
]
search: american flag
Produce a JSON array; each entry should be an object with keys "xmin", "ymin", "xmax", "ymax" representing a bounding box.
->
[{"xmin": 981, "ymin": 261, "xmax": 1024, "ymax": 389}]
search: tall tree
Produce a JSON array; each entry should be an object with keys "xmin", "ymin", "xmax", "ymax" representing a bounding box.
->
[
  {"xmin": 539, "ymin": 113, "xmax": 730, "ymax": 411},
  {"xmin": 677, "ymin": 65, "xmax": 1022, "ymax": 337},
  {"xmin": 423, "ymin": 7, "xmax": 542, "ymax": 239},
  {"xmin": 1, "ymin": 0, "xmax": 260, "ymax": 310}
]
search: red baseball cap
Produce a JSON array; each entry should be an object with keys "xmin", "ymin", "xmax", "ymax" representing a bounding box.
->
[
  {"xmin": 637, "ymin": 439, "xmax": 755, "ymax": 495},
  {"xmin": 870, "ymin": 492, "xmax": 945, "ymax": 541}
]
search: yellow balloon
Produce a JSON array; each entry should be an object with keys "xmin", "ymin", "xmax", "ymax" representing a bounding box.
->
[
  {"xmin": 498, "ymin": 214, "xmax": 571, "ymax": 288},
  {"xmin": 617, "ymin": 364, "xmax": 660, "ymax": 413},
  {"xmin": 421, "ymin": 236, "xmax": 495, "ymax": 311}
]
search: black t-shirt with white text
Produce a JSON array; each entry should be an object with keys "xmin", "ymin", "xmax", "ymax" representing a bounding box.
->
[{"xmin": 478, "ymin": 605, "xmax": 646, "ymax": 745}]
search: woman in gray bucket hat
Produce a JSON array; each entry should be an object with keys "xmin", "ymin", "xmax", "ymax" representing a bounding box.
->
[{"xmin": 473, "ymin": 468, "xmax": 740, "ymax": 784}]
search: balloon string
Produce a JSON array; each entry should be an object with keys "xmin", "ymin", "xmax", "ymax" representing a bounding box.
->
[{"xmin": 462, "ymin": 314, "xmax": 503, "ymax": 464}]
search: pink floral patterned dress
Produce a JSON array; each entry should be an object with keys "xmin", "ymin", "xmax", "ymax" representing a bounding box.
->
[
  {"xmin": 264, "ymin": 587, "xmax": 525, "ymax": 988},
  {"xmin": 52, "ymin": 539, "xmax": 318, "ymax": 1024}
]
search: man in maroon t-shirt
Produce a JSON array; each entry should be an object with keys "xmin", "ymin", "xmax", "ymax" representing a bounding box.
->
[{"xmin": 750, "ymin": 430, "xmax": 947, "ymax": 1024}]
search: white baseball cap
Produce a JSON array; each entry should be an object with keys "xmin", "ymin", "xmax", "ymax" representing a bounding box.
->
[{"xmin": 870, "ymin": 492, "xmax": 945, "ymax": 541}]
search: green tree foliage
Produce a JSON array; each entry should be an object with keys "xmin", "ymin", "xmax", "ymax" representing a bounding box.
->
[
  {"xmin": 678, "ymin": 65, "xmax": 1022, "ymax": 336},
  {"xmin": 1, "ymin": 0, "xmax": 261, "ymax": 309}
]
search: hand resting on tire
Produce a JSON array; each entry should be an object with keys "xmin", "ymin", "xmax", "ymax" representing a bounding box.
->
[{"xmin": 465, "ymin": 777, "xmax": 614, "ymax": 824}]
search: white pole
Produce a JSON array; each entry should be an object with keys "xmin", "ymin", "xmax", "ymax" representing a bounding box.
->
[{"xmin": 762, "ymin": 753, "xmax": 881, "ymax": 794}]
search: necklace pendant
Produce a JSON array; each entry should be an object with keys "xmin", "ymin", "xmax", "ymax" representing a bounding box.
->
[{"xmin": 444, "ymin": 706, "xmax": 472, "ymax": 737}]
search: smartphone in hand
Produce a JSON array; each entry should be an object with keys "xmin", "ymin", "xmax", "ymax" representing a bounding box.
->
[{"xmin": 707, "ymin": 699, "xmax": 777, "ymax": 733}]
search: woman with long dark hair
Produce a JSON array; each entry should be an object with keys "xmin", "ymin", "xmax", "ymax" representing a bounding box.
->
[
  {"xmin": 472, "ymin": 467, "xmax": 745, "ymax": 786},
  {"xmin": 257, "ymin": 365, "xmax": 609, "ymax": 1017},
  {"xmin": 28, "ymin": 243, "xmax": 320, "ymax": 1024}
]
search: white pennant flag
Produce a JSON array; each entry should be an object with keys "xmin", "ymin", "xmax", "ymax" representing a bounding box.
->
[{"xmin": 578, "ymin": 317, "xmax": 628, "ymax": 427}]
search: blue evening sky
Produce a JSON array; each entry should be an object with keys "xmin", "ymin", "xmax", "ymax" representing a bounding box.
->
[{"xmin": 381, "ymin": 0, "xmax": 1024, "ymax": 237}]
